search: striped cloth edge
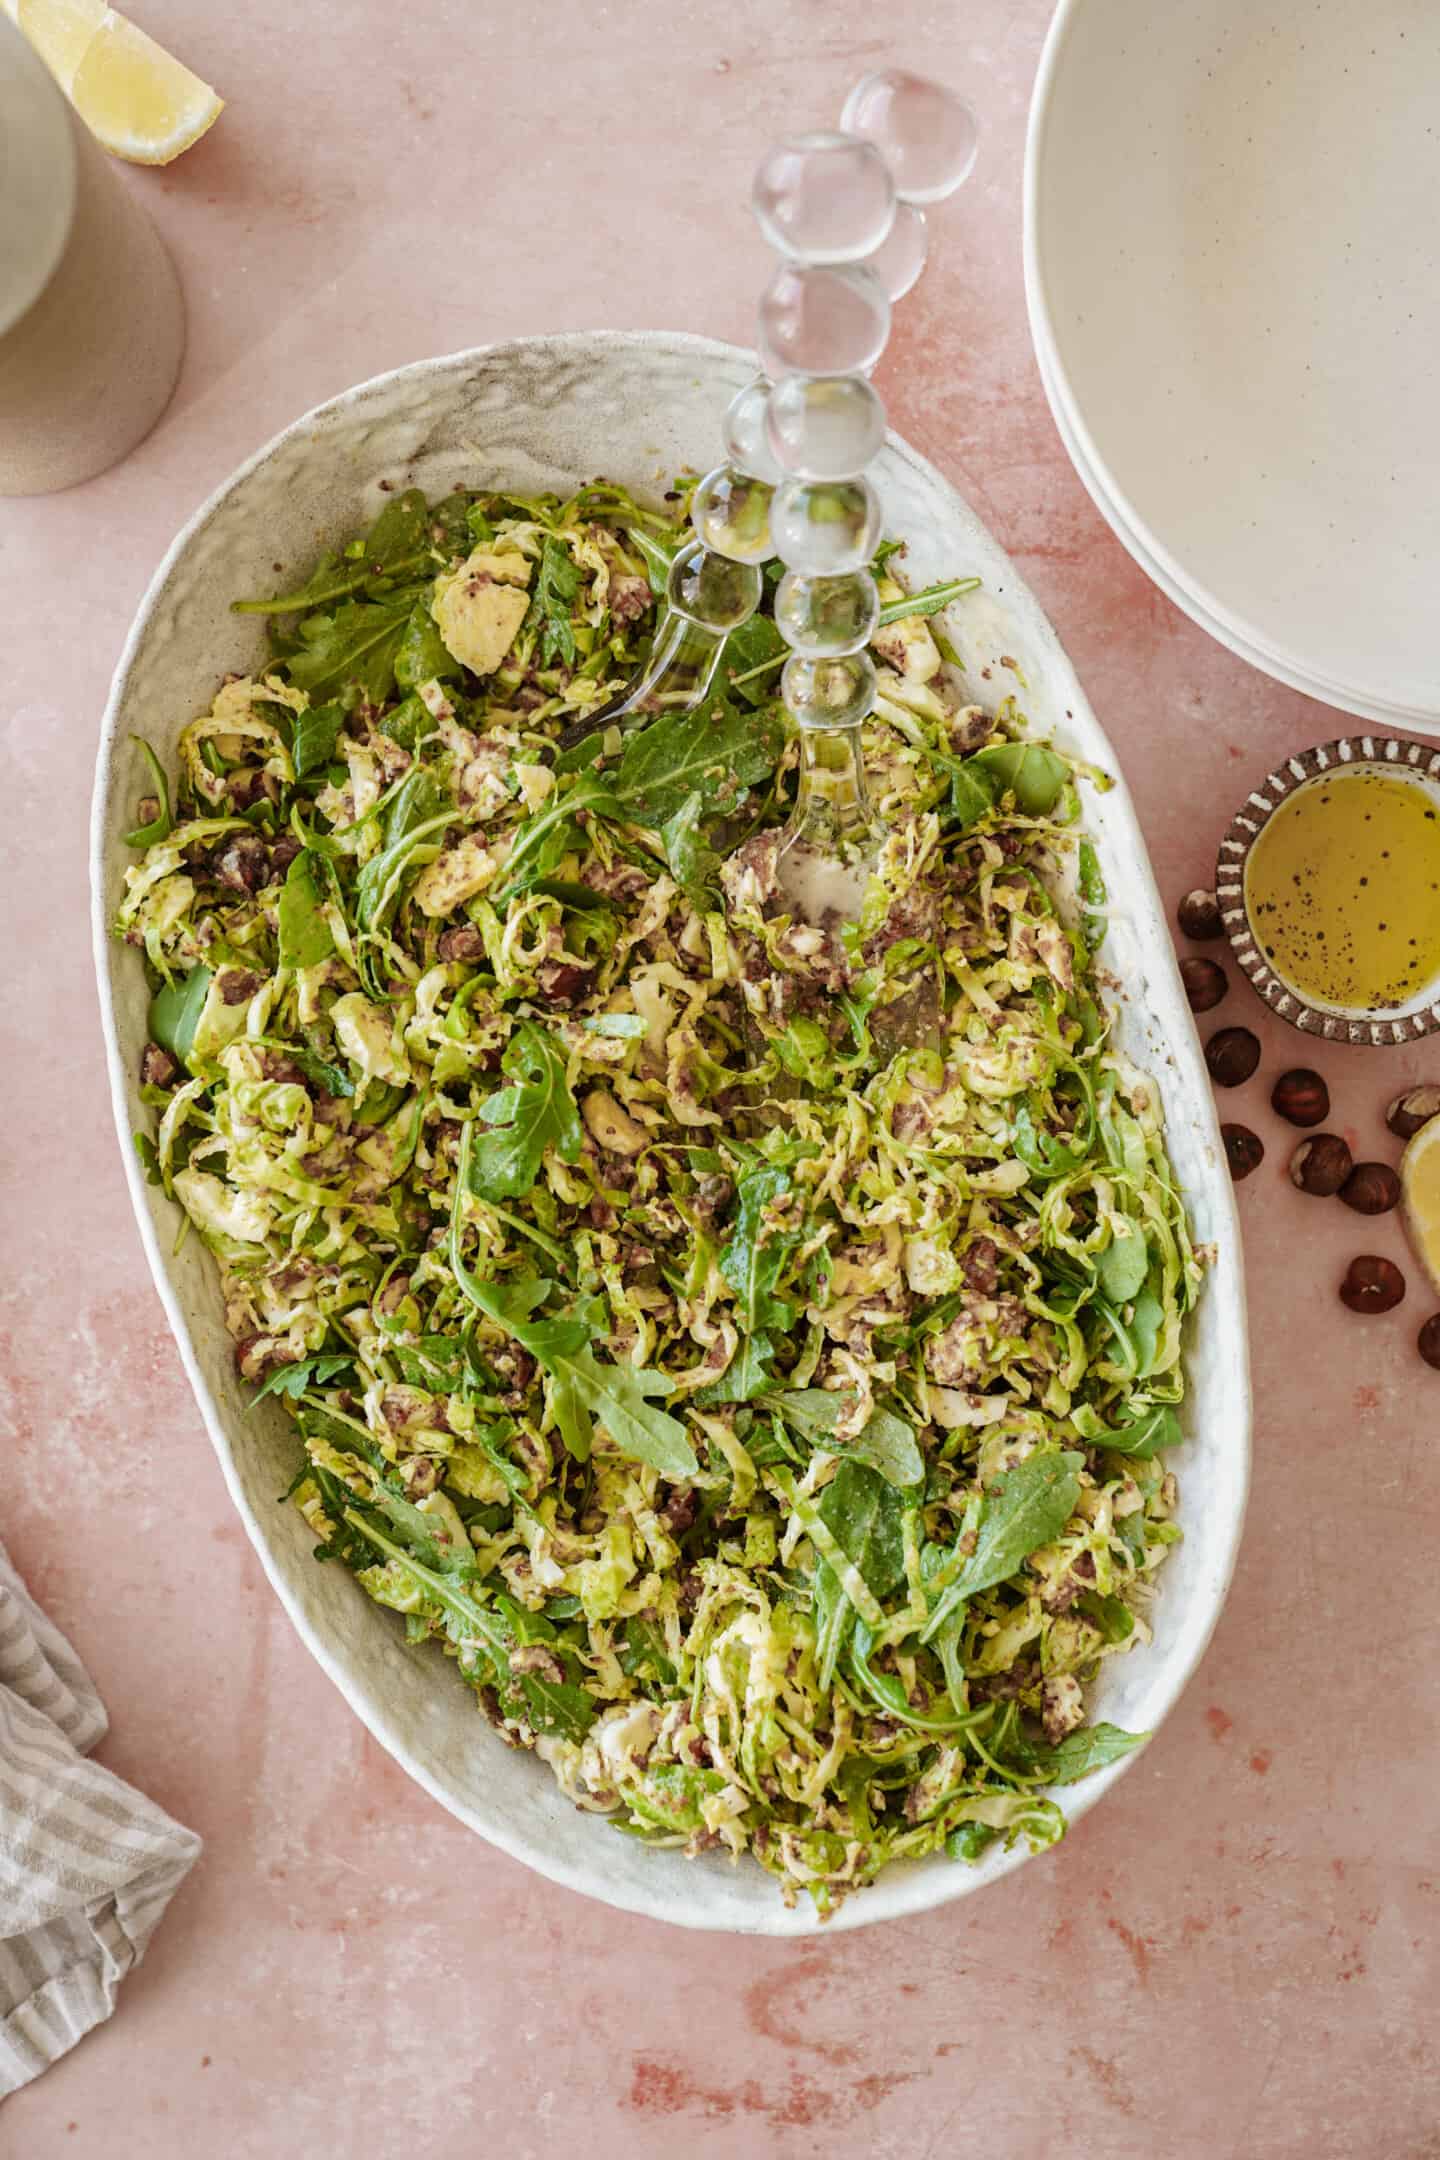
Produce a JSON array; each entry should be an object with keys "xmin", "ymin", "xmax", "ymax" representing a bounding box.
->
[{"xmin": 0, "ymin": 1540, "xmax": 201, "ymax": 2097}]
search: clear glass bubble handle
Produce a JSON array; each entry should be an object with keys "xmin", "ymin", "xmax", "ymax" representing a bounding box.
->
[
  {"xmin": 745, "ymin": 74, "xmax": 978, "ymax": 921},
  {"xmin": 593, "ymin": 71, "xmax": 978, "ymax": 879}
]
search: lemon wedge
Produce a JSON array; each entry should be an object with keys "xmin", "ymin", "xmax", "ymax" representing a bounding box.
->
[
  {"xmin": 1401, "ymin": 1116, "xmax": 1440, "ymax": 1294},
  {"xmin": 15, "ymin": 0, "xmax": 222, "ymax": 164},
  {"xmin": 14, "ymin": 0, "xmax": 104, "ymax": 90}
]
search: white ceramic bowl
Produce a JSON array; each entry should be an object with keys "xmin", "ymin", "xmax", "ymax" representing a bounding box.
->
[
  {"xmin": 91, "ymin": 332, "xmax": 1251, "ymax": 1934},
  {"xmin": 1025, "ymin": 0, "xmax": 1440, "ymax": 731}
]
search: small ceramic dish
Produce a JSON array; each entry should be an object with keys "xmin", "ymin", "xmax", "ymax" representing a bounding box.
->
[{"xmin": 1217, "ymin": 734, "xmax": 1440, "ymax": 1046}]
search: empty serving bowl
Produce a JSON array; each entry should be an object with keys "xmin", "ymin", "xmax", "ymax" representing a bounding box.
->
[{"xmin": 1026, "ymin": 0, "xmax": 1440, "ymax": 729}]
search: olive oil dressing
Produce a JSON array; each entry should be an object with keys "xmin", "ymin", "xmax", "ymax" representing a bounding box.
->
[{"xmin": 1244, "ymin": 771, "xmax": 1440, "ymax": 1009}]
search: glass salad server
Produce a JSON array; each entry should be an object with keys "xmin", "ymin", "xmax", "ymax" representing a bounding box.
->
[{"xmin": 563, "ymin": 69, "xmax": 978, "ymax": 904}]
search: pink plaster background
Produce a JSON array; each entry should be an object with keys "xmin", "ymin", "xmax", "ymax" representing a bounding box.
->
[{"xmin": 2, "ymin": 3, "xmax": 1437, "ymax": 2153}]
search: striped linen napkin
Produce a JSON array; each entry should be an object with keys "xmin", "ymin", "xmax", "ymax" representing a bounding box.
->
[{"xmin": 0, "ymin": 1540, "xmax": 201, "ymax": 2095}]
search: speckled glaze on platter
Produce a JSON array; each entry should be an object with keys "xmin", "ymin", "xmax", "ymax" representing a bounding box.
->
[
  {"xmin": 90, "ymin": 332, "xmax": 1251, "ymax": 1935},
  {"xmin": 1217, "ymin": 734, "xmax": 1440, "ymax": 1047}
]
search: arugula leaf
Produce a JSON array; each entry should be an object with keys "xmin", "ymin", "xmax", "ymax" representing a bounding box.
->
[
  {"xmin": 1092, "ymin": 1402, "xmax": 1182, "ymax": 1459},
  {"xmin": 229, "ymin": 493, "xmax": 431, "ymax": 619},
  {"xmin": 720, "ymin": 613, "xmax": 787, "ymax": 705},
  {"xmin": 545, "ymin": 1326, "xmax": 695, "ymax": 1475},
  {"xmin": 149, "ymin": 966, "xmax": 212, "ymax": 1065},
  {"xmin": 718, "ymin": 1166, "xmax": 800, "ymax": 1333},
  {"xmin": 250, "ymin": 1351, "xmax": 354, "ymax": 1405},
  {"xmin": 367, "ymin": 1485, "xmax": 477, "ymax": 1577},
  {"xmin": 378, "ymin": 694, "xmax": 433, "ymax": 751},
  {"xmin": 629, "ymin": 525, "xmax": 678, "ymax": 595},
  {"xmin": 468, "ymin": 1021, "xmax": 583, "ymax": 1201},
  {"xmin": 1097, "ymin": 1224, "xmax": 1149, "ymax": 1303},
  {"xmin": 927, "ymin": 1587, "xmax": 970, "ymax": 1715},
  {"xmin": 488, "ymin": 1594, "xmax": 597, "ymax": 1739},
  {"xmin": 509, "ymin": 803, "xmax": 603, "ymax": 898},
  {"xmin": 947, "ymin": 758, "xmax": 1000, "ymax": 831},
  {"xmin": 658, "ymin": 791, "xmax": 722, "ymax": 908},
  {"xmin": 495, "ymin": 715, "xmax": 764, "ymax": 896},
  {"xmin": 1131, "ymin": 1287, "xmax": 1165, "ymax": 1373},
  {"xmin": 345, "ymin": 1514, "xmax": 595, "ymax": 1739},
  {"xmin": 277, "ymin": 850, "xmax": 336, "ymax": 970},
  {"xmin": 286, "ymin": 591, "xmax": 422, "ymax": 704},
  {"xmin": 816, "ymin": 1460, "xmax": 907, "ymax": 1601},
  {"xmin": 395, "ymin": 597, "xmax": 462, "ymax": 690},
  {"xmin": 530, "ymin": 537, "xmax": 581, "ymax": 667},
  {"xmin": 946, "ymin": 1821, "xmax": 997, "ymax": 1862},
  {"xmin": 848, "ymin": 1616, "xmax": 976, "ymax": 1734},
  {"xmin": 390, "ymin": 1336, "xmax": 465, "ymax": 1389},
  {"xmin": 612, "ymin": 696, "xmax": 787, "ymax": 826},
  {"xmin": 1081, "ymin": 1592, "xmax": 1136, "ymax": 1643},
  {"xmin": 359, "ymin": 488, "xmax": 432, "ymax": 570},
  {"xmin": 874, "ymin": 575, "xmax": 981, "ymax": 627},
  {"xmin": 354, "ymin": 771, "xmax": 451, "ymax": 932},
  {"xmin": 291, "ymin": 700, "xmax": 345, "ymax": 778},
  {"xmin": 234, "ymin": 558, "xmax": 356, "ymax": 619},
  {"xmin": 133, "ymin": 1131, "xmax": 164, "ymax": 1188},
  {"xmin": 1012, "ymin": 1096, "xmax": 1092, "ymax": 1182},
  {"xmin": 274, "ymin": 1035, "xmax": 354, "ymax": 1097},
  {"xmin": 971, "ymin": 741, "xmax": 1069, "ymax": 816},
  {"xmin": 1008, "ymin": 1721, "xmax": 1148, "ymax": 1785},
  {"xmin": 920, "ymin": 1451, "xmax": 1083, "ymax": 1642},
  {"xmin": 766, "ymin": 1389, "xmax": 923, "ymax": 1490},
  {"xmin": 381, "ymin": 765, "xmax": 446, "ymax": 850},
  {"xmin": 458, "ymin": 1426, "xmax": 535, "ymax": 1514},
  {"xmin": 451, "ymin": 1134, "xmax": 697, "ymax": 1477},
  {"xmin": 428, "ymin": 493, "xmax": 474, "ymax": 559},
  {"xmin": 123, "ymin": 737, "xmax": 172, "ymax": 848},
  {"xmin": 693, "ymin": 1332, "xmax": 776, "ymax": 1407},
  {"xmin": 1078, "ymin": 837, "xmax": 1107, "ymax": 949},
  {"xmin": 530, "ymin": 878, "xmax": 618, "ymax": 913}
]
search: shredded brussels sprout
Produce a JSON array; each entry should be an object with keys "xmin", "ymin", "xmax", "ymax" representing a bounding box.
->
[{"xmin": 116, "ymin": 479, "xmax": 1202, "ymax": 1914}]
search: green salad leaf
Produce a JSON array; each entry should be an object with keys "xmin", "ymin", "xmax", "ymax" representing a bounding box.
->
[
  {"xmin": 921, "ymin": 1452, "xmax": 1084, "ymax": 1642},
  {"xmin": 766, "ymin": 1389, "xmax": 923, "ymax": 1490},
  {"xmin": 149, "ymin": 966, "xmax": 212, "ymax": 1065},
  {"xmin": 468, "ymin": 1022, "xmax": 583, "ymax": 1201}
]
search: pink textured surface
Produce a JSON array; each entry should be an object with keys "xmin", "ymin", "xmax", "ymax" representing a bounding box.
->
[{"xmin": 1, "ymin": 2, "xmax": 1435, "ymax": 2152}]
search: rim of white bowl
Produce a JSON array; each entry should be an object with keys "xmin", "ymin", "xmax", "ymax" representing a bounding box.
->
[
  {"xmin": 89, "ymin": 329, "xmax": 1253, "ymax": 1934},
  {"xmin": 1023, "ymin": 0, "xmax": 1440, "ymax": 735},
  {"xmin": 1027, "ymin": 316, "xmax": 1440, "ymax": 734}
]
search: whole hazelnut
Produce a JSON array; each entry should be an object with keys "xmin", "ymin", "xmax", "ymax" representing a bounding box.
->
[
  {"xmin": 1177, "ymin": 888, "xmax": 1224, "ymax": 941},
  {"xmin": 1339, "ymin": 1255, "xmax": 1406, "ymax": 1314},
  {"xmin": 1271, "ymin": 1068, "xmax": 1330, "ymax": 1128},
  {"xmin": 1290, "ymin": 1133, "xmax": 1353, "ymax": 1196},
  {"xmin": 1419, "ymin": 1316, "xmax": 1440, "ymax": 1370},
  {"xmin": 1181, "ymin": 956, "xmax": 1229, "ymax": 1013},
  {"xmin": 1221, "ymin": 1123, "xmax": 1264, "ymax": 1180},
  {"xmin": 1205, "ymin": 1026, "xmax": 1261, "ymax": 1088},
  {"xmin": 1386, "ymin": 1087, "xmax": 1440, "ymax": 1141},
  {"xmin": 1339, "ymin": 1161, "xmax": 1402, "ymax": 1216}
]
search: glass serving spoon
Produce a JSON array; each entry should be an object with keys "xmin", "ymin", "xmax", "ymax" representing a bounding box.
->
[{"xmin": 565, "ymin": 70, "xmax": 979, "ymax": 1039}]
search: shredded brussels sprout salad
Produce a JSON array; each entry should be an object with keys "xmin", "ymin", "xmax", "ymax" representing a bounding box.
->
[{"xmin": 115, "ymin": 477, "xmax": 1202, "ymax": 1914}]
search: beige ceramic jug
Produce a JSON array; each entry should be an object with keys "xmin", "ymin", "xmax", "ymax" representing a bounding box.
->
[{"xmin": 0, "ymin": 15, "xmax": 185, "ymax": 495}]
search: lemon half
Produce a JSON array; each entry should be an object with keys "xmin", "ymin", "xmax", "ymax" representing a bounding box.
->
[
  {"xmin": 1401, "ymin": 1117, "xmax": 1440, "ymax": 1295},
  {"xmin": 14, "ymin": 0, "xmax": 222, "ymax": 164}
]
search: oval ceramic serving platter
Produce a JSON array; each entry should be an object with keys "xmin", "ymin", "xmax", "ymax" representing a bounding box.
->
[{"xmin": 90, "ymin": 332, "xmax": 1251, "ymax": 1934}]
